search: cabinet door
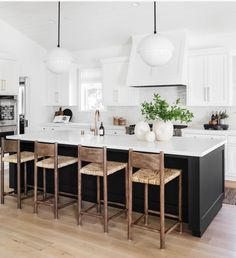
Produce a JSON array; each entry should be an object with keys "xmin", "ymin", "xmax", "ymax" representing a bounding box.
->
[
  {"xmin": 207, "ymin": 54, "xmax": 228, "ymax": 105},
  {"xmin": 46, "ymin": 70, "xmax": 58, "ymax": 105},
  {"xmin": 46, "ymin": 64, "xmax": 78, "ymax": 106},
  {"xmin": 57, "ymin": 64, "xmax": 78, "ymax": 106},
  {"xmin": 0, "ymin": 60, "xmax": 19, "ymax": 95},
  {"xmin": 102, "ymin": 57, "xmax": 139, "ymax": 106},
  {"xmin": 187, "ymin": 55, "xmax": 207, "ymax": 106},
  {"xmin": 227, "ymin": 144, "xmax": 236, "ymax": 181},
  {"xmin": 187, "ymin": 49, "xmax": 232, "ymax": 107}
]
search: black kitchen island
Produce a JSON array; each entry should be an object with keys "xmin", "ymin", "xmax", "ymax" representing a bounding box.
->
[{"xmin": 7, "ymin": 132, "xmax": 225, "ymax": 237}]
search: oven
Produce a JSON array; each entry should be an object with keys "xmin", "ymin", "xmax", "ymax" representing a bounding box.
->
[{"xmin": 0, "ymin": 95, "xmax": 17, "ymax": 144}]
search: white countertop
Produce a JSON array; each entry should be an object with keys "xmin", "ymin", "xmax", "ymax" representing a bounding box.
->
[{"xmin": 7, "ymin": 131, "xmax": 226, "ymax": 157}]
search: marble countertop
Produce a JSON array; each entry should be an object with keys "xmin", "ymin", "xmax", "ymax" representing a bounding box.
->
[{"xmin": 7, "ymin": 131, "xmax": 226, "ymax": 157}]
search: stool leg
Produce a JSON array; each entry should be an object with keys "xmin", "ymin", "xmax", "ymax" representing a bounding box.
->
[
  {"xmin": 54, "ymin": 168, "xmax": 58, "ymax": 219},
  {"xmin": 160, "ymin": 183, "xmax": 165, "ymax": 249},
  {"xmin": 128, "ymin": 177, "xmax": 133, "ymax": 240},
  {"xmin": 24, "ymin": 162, "xmax": 27, "ymax": 196},
  {"xmin": 179, "ymin": 173, "xmax": 182, "ymax": 233},
  {"xmin": 103, "ymin": 173, "xmax": 108, "ymax": 233},
  {"xmin": 97, "ymin": 176, "xmax": 101, "ymax": 213},
  {"xmin": 34, "ymin": 165, "xmax": 38, "ymax": 214},
  {"xmin": 77, "ymin": 166, "xmax": 82, "ymax": 226},
  {"xmin": 144, "ymin": 184, "xmax": 148, "ymax": 225},
  {"xmin": 0, "ymin": 159, "xmax": 4, "ymax": 204},
  {"xmin": 43, "ymin": 168, "xmax": 46, "ymax": 199},
  {"xmin": 125, "ymin": 165, "xmax": 128, "ymax": 213},
  {"xmin": 17, "ymin": 161, "xmax": 21, "ymax": 209}
]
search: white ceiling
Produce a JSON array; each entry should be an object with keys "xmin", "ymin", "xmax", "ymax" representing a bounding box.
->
[{"xmin": 0, "ymin": 1, "xmax": 236, "ymax": 51}]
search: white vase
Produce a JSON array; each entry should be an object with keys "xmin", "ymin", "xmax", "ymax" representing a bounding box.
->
[
  {"xmin": 144, "ymin": 131, "xmax": 155, "ymax": 142},
  {"xmin": 153, "ymin": 120, "xmax": 173, "ymax": 141},
  {"xmin": 134, "ymin": 121, "xmax": 150, "ymax": 140}
]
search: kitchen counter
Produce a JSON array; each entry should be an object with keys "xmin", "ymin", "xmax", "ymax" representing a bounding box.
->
[
  {"xmin": 7, "ymin": 131, "xmax": 225, "ymax": 238},
  {"xmin": 8, "ymin": 131, "xmax": 225, "ymax": 157}
]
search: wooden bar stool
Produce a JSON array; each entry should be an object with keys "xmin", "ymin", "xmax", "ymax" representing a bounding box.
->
[
  {"xmin": 128, "ymin": 149, "xmax": 182, "ymax": 249},
  {"xmin": 77, "ymin": 145, "xmax": 128, "ymax": 233},
  {"xmin": 0, "ymin": 138, "xmax": 35, "ymax": 209},
  {"xmin": 34, "ymin": 141, "xmax": 78, "ymax": 219}
]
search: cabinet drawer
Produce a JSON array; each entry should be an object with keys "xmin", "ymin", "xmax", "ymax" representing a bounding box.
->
[{"xmin": 227, "ymin": 136, "xmax": 236, "ymax": 144}]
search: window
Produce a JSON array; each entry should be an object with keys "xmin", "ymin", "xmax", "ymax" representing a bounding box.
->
[{"xmin": 79, "ymin": 68, "xmax": 103, "ymax": 111}]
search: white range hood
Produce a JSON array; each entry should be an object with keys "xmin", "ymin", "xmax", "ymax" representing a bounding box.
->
[{"xmin": 127, "ymin": 31, "xmax": 187, "ymax": 87}]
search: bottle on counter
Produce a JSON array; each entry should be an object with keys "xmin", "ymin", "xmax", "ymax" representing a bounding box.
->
[
  {"xmin": 211, "ymin": 112, "xmax": 215, "ymax": 122},
  {"xmin": 215, "ymin": 111, "xmax": 219, "ymax": 125},
  {"xmin": 99, "ymin": 122, "xmax": 105, "ymax": 136}
]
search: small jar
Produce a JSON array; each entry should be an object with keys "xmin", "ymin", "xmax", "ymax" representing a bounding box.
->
[
  {"xmin": 118, "ymin": 117, "xmax": 126, "ymax": 126},
  {"xmin": 113, "ymin": 117, "xmax": 119, "ymax": 125}
]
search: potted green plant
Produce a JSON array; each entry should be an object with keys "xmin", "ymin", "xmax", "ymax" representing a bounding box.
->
[
  {"xmin": 219, "ymin": 110, "xmax": 229, "ymax": 125},
  {"xmin": 141, "ymin": 94, "xmax": 194, "ymax": 141}
]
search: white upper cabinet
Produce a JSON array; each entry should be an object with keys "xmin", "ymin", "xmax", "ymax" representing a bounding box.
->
[
  {"xmin": 0, "ymin": 59, "xmax": 20, "ymax": 95},
  {"xmin": 187, "ymin": 48, "xmax": 233, "ymax": 106},
  {"xmin": 46, "ymin": 63, "xmax": 78, "ymax": 106},
  {"xmin": 101, "ymin": 56, "xmax": 139, "ymax": 106}
]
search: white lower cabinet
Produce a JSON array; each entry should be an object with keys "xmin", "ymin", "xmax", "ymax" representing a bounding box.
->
[
  {"xmin": 182, "ymin": 130, "xmax": 236, "ymax": 181},
  {"xmin": 226, "ymin": 136, "xmax": 236, "ymax": 181}
]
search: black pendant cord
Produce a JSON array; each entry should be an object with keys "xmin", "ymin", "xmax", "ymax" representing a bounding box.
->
[
  {"xmin": 57, "ymin": 1, "xmax": 60, "ymax": 48},
  {"xmin": 154, "ymin": 1, "xmax": 157, "ymax": 34}
]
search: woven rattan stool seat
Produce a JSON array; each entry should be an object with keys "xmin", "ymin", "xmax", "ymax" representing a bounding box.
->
[
  {"xmin": 80, "ymin": 161, "xmax": 127, "ymax": 176},
  {"xmin": 36, "ymin": 155, "xmax": 78, "ymax": 169},
  {"xmin": 132, "ymin": 168, "xmax": 181, "ymax": 186},
  {"xmin": 2, "ymin": 151, "xmax": 35, "ymax": 164}
]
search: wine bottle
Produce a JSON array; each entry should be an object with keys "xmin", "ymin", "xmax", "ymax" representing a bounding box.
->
[{"xmin": 99, "ymin": 122, "xmax": 105, "ymax": 136}]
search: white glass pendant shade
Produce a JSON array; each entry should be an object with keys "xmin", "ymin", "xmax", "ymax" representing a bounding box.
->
[
  {"xmin": 46, "ymin": 47, "xmax": 72, "ymax": 73},
  {"xmin": 138, "ymin": 34, "xmax": 174, "ymax": 67}
]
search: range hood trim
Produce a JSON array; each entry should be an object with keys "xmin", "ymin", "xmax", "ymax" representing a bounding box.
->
[{"xmin": 131, "ymin": 84, "xmax": 187, "ymax": 88}]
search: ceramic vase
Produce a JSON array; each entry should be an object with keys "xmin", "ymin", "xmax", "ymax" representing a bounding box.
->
[{"xmin": 153, "ymin": 120, "xmax": 173, "ymax": 141}]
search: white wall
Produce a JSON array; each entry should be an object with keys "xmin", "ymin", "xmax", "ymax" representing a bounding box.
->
[{"xmin": 0, "ymin": 19, "xmax": 51, "ymax": 129}]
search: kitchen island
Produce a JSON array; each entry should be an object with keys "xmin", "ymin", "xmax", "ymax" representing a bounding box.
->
[{"xmin": 7, "ymin": 131, "xmax": 226, "ymax": 237}]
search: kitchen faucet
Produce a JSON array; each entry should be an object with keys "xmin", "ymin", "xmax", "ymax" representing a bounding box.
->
[{"xmin": 93, "ymin": 109, "xmax": 100, "ymax": 136}]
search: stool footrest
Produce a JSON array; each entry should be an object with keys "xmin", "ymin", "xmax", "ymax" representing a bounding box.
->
[
  {"xmin": 100, "ymin": 200, "xmax": 126, "ymax": 208},
  {"xmin": 4, "ymin": 190, "xmax": 33, "ymax": 201},
  {"xmin": 58, "ymin": 200, "xmax": 76, "ymax": 209},
  {"xmin": 4, "ymin": 190, "xmax": 15, "ymax": 196},
  {"xmin": 132, "ymin": 213, "xmax": 181, "ymax": 234},
  {"xmin": 37, "ymin": 196, "xmax": 76, "ymax": 210},
  {"xmin": 165, "ymin": 221, "xmax": 181, "ymax": 234},
  {"xmin": 148, "ymin": 209, "xmax": 179, "ymax": 220},
  {"xmin": 108, "ymin": 208, "xmax": 127, "ymax": 221},
  {"xmin": 81, "ymin": 202, "xmax": 127, "ymax": 221}
]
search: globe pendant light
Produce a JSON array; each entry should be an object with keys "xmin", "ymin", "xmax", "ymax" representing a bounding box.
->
[
  {"xmin": 46, "ymin": 2, "xmax": 72, "ymax": 73},
  {"xmin": 138, "ymin": 1, "xmax": 174, "ymax": 67}
]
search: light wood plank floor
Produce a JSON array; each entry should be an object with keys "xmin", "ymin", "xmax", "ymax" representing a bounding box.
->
[
  {"xmin": 0, "ymin": 181, "xmax": 236, "ymax": 257},
  {"xmin": 226, "ymin": 180, "xmax": 236, "ymax": 189}
]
